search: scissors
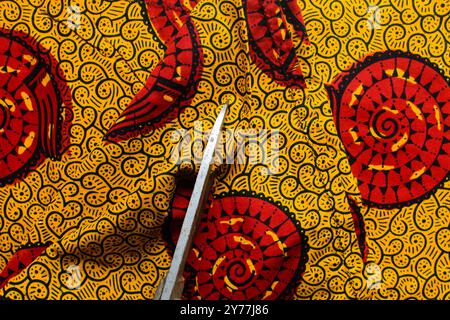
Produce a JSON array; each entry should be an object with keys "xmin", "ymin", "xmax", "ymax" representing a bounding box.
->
[{"xmin": 156, "ymin": 102, "xmax": 228, "ymax": 300}]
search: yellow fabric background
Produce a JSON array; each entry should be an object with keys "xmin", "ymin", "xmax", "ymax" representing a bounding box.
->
[{"xmin": 0, "ymin": 0, "xmax": 448, "ymax": 299}]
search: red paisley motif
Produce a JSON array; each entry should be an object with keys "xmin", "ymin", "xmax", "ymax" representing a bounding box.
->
[
  {"xmin": 0, "ymin": 243, "xmax": 50, "ymax": 289},
  {"xmin": 243, "ymin": 0, "xmax": 307, "ymax": 87},
  {"xmin": 144, "ymin": 0, "xmax": 199, "ymax": 43},
  {"xmin": 105, "ymin": 1, "xmax": 202, "ymax": 141}
]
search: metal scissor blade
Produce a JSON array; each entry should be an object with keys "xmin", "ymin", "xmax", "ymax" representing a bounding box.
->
[{"xmin": 158, "ymin": 102, "xmax": 228, "ymax": 300}]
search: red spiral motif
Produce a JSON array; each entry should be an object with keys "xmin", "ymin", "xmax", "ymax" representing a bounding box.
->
[
  {"xmin": 0, "ymin": 29, "xmax": 71, "ymax": 185},
  {"xmin": 328, "ymin": 51, "xmax": 450, "ymax": 206},
  {"xmin": 182, "ymin": 195, "xmax": 308, "ymax": 300}
]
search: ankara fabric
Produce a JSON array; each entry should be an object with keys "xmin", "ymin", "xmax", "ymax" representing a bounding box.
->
[{"xmin": 0, "ymin": 0, "xmax": 449, "ymax": 300}]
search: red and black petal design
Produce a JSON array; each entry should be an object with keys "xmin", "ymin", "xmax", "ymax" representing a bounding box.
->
[
  {"xmin": 165, "ymin": 180, "xmax": 196, "ymax": 249},
  {"xmin": 144, "ymin": 0, "xmax": 199, "ymax": 43},
  {"xmin": 105, "ymin": 3, "xmax": 203, "ymax": 141},
  {"xmin": 278, "ymin": 0, "xmax": 309, "ymax": 42},
  {"xmin": 243, "ymin": 0, "xmax": 307, "ymax": 87},
  {"xmin": 328, "ymin": 51, "xmax": 450, "ymax": 207},
  {"xmin": 0, "ymin": 242, "xmax": 50, "ymax": 289},
  {"xmin": 167, "ymin": 193, "xmax": 308, "ymax": 300},
  {"xmin": 0, "ymin": 29, "xmax": 71, "ymax": 186},
  {"xmin": 347, "ymin": 196, "xmax": 368, "ymax": 262}
]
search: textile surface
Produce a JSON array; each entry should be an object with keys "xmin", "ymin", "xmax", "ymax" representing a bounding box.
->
[{"xmin": 0, "ymin": 0, "xmax": 449, "ymax": 300}]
